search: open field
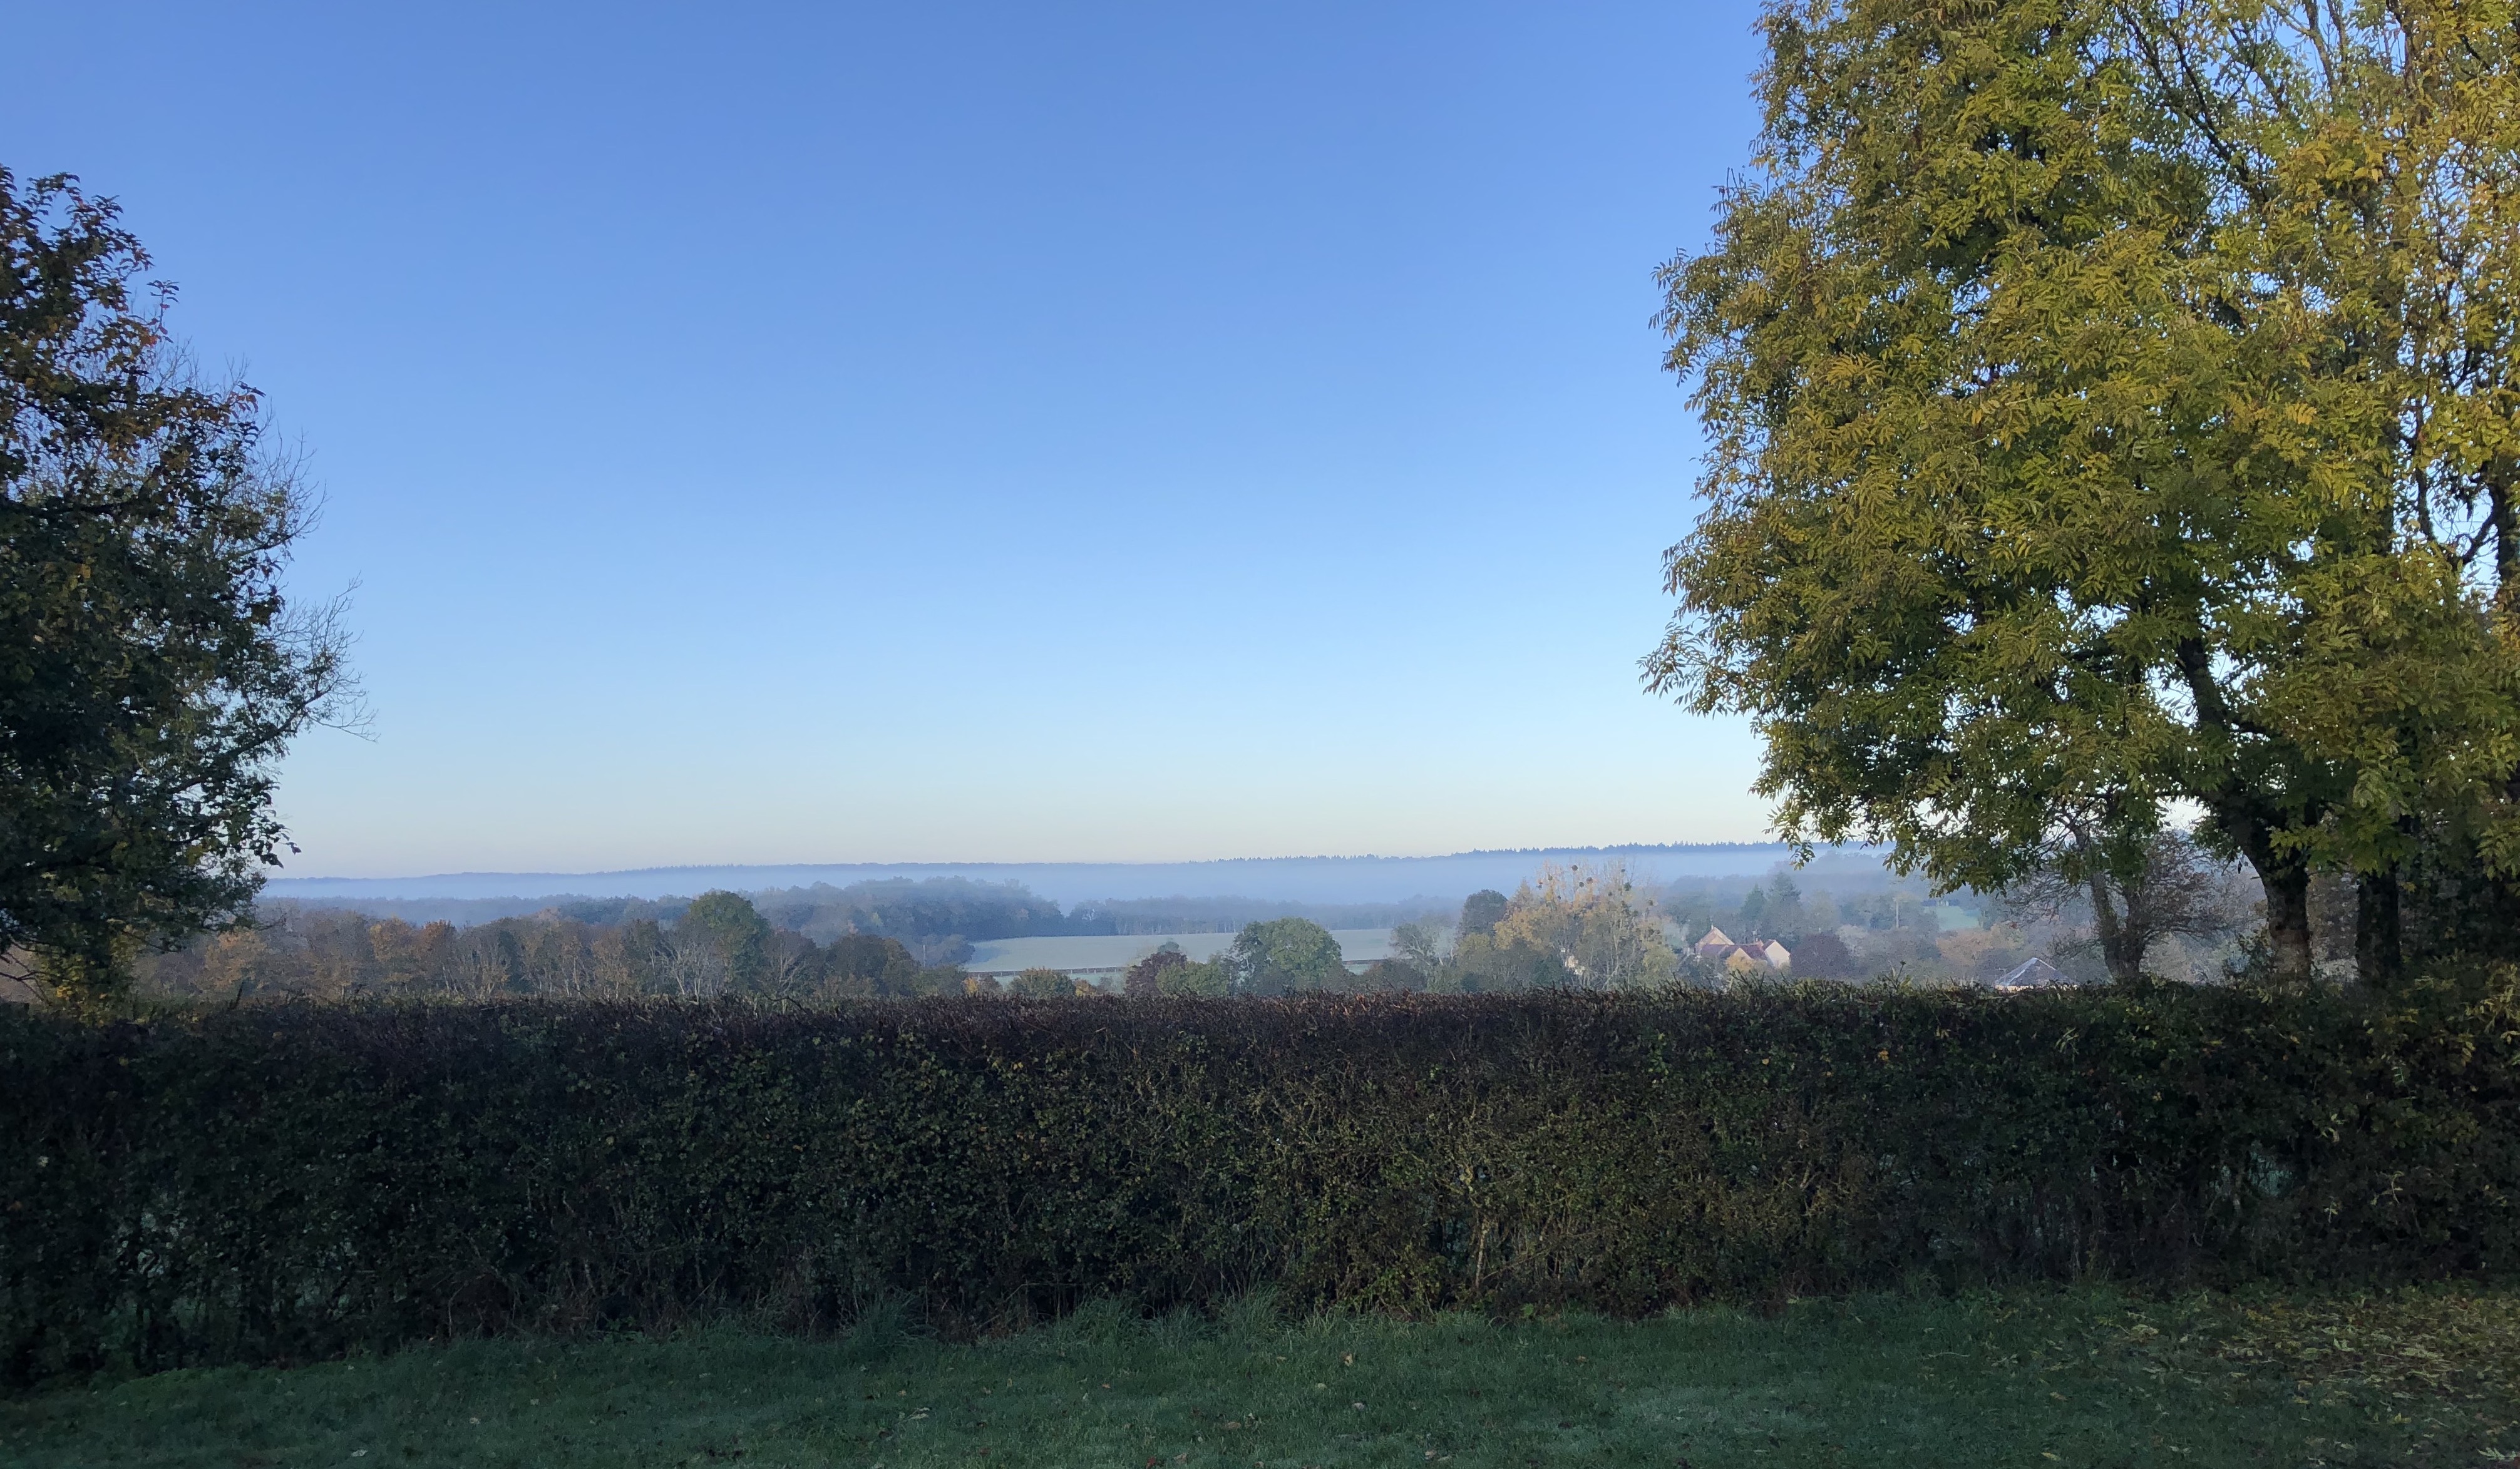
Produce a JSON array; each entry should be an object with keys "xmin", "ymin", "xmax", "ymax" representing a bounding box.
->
[{"xmin": 4, "ymin": 1287, "xmax": 2513, "ymax": 1468}]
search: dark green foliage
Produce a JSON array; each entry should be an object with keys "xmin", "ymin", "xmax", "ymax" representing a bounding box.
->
[
  {"xmin": 1789, "ymin": 930, "xmax": 1857, "ymax": 979},
  {"xmin": 1353, "ymin": 958, "xmax": 1425, "ymax": 993},
  {"xmin": 4, "ymin": 976, "xmax": 2516, "ymax": 1383},
  {"xmin": 1737, "ymin": 885, "xmax": 1769, "ymax": 939},
  {"xmin": 818, "ymin": 933, "xmax": 922, "ymax": 996},
  {"xmin": 0, "ymin": 170, "xmax": 350, "ymax": 996},
  {"xmin": 1154, "ymin": 955, "xmax": 1228, "ymax": 998},
  {"xmin": 1457, "ymin": 890, "xmax": 1508, "ymax": 938},
  {"xmin": 752, "ymin": 878, "xmax": 1079, "ymax": 949},
  {"xmin": 1009, "ymin": 967, "xmax": 1079, "ymax": 998}
]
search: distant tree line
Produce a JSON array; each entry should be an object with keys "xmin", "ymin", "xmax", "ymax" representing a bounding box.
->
[
  {"xmin": 1072, "ymin": 897, "xmax": 1444, "ymax": 937},
  {"xmin": 697, "ymin": 879, "xmax": 1440, "ymax": 965},
  {"xmin": 143, "ymin": 879, "xmax": 1428, "ymax": 996},
  {"xmin": 136, "ymin": 891, "xmax": 965, "ymax": 1002},
  {"xmin": 134, "ymin": 851, "xmax": 2276, "ymax": 1005},
  {"xmin": 141, "ymin": 862, "xmax": 2059, "ymax": 1004}
]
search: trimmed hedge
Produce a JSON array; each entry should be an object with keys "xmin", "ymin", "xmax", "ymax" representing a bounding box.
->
[{"xmin": 4, "ymin": 977, "xmax": 2517, "ymax": 1381}]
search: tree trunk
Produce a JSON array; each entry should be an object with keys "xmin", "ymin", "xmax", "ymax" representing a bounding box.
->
[
  {"xmin": 2224, "ymin": 808, "xmax": 2315, "ymax": 986},
  {"xmin": 2355, "ymin": 866, "xmax": 2403, "ymax": 987},
  {"xmin": 2260, "ymin": 862, "xmax": 2313, "ymax": 985},
  {"xmin": 2084, "ymin": 866, "xmax": 2141, "ymax": 980}
]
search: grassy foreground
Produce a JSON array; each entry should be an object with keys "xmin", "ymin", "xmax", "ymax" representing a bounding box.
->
[{"xmin": 3, "ymin": 1288, "xmax": 2513, "ymax": 1468}]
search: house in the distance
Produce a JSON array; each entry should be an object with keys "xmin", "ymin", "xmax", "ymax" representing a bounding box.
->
[
  {"xmin": 1992, "ymin": 956, "xmax": 2075, "ymax": 991},
  {"xmin": 1694, "ymin": 926, "xmax": 1790, "ymax": 973}
]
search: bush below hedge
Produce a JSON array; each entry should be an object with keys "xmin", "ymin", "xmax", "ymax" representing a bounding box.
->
[{"xmin": 3, "ymin": 977, "xmax": 2516, "ymax": 1381}]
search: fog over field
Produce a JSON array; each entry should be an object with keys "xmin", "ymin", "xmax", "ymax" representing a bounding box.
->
[{"xmin": 264, "ymin": 842, "xmax": 1846, "ymax": 909}]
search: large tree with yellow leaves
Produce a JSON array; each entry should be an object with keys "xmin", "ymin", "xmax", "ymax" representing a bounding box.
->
[{"xmin": 1652, "ymin": 0, "xmax": 2520, "ymax": 984}]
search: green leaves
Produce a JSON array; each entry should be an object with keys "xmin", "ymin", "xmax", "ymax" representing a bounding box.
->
[
  {"xmin": 1228, "ymin": 919, "xmax": 1346, "ymax": 996},
  {"xmin": 1, "ymin": 169, "xmax": 351, "ymax": 997},
  {"xmin": 1653, "ymin": 0, "xmax": 2520, "ymax": 979}
]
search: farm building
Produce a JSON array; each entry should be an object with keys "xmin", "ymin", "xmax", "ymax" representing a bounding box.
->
[{"xmin": 1692, "ymin": 926, "xmax": 1789, "ymax": 972}]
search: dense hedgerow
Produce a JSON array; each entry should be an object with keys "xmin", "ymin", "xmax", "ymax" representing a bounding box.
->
[{"xmin": 3, "ymin": 976, "xmax": 2516, "ymax": 1381}]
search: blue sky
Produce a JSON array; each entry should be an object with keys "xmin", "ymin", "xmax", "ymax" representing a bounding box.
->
[{"xmin": 4, "ymin": 1, "xmax": 1772, "ymax": 875}]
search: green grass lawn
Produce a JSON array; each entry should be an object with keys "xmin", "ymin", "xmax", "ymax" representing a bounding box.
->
[{"xmin": 5, "ymin": 1287, "xmax": 2513, "ymax": 1468}]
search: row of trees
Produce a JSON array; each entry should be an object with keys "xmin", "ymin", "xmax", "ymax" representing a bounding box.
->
[
  {"xmin": 110, "ymin": 875, "xmax": 1523, "ymax": 1006},
  {"xmin": 121, "ymin": 866, "xmax": 1892, "ymax": 1005},
  {"xmin": 751, "ymin": 879, "xmax": 1083, "ymax": 961},
  {"xmin": 1655, "ymin": 0, "xmax": 2520, "ymax": 986},
  {"xmin": 138, "ymin": 861, "xmax": 2255, "ymax": 1002},
  {"xmin": 1112, "ymin": 919, "xmax": 1369, "ymax": 998},
  {"xmin": 136, "ymin": 893, "xmax": 963, "ymax": 1002}
]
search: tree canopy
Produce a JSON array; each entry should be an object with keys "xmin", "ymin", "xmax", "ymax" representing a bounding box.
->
[
  {"xmin": 676, "ymin": 890, "xmax": 774, "ymax": 992},
  {"xmin": 1228, "ymin": 917, "xmax": 1346, "ymax": 995},
  {"xmin": 2, "ymin": 170, "xmax": 350, "ymax": 997},
  {"xmin": 1491, "ymin": 863, "xmax": 1678, "ymax": 988},
  {"xmin": 1456, "ymin": 889, "xmax": 1509, "ymax": 938},
  {"xmin": 1651, "ymin": 0, "xmax": 2520, "ymax": 984}
]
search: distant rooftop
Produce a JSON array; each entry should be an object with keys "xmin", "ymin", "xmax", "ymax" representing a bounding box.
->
[{"xmin": 1993, "ymin": 956, "xmax": 2077, "ymax": 990}]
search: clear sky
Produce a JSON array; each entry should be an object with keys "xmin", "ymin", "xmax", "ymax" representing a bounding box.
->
[{"xmin": 4, "ymin": 1, "xmax": 1774, "ymax": 876}]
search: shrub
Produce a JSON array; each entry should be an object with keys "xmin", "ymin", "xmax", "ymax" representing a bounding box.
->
[
  {"xmin": 3, "ymin": 973, "xmax": 2516, "ymax": 1381},
  {"xmin": 1010, "ymin": 968, "xmax": 1084, "ymax": 998},
  {"xmin": 1352, "ymin": 958, "xmax": 1426, "ymax": 993},
  {"xmin": 821, "ymin": 934, "xmax": 924, "ymax": 997},
  {"xmin": 1121, "ymin": 946, "xmax": 1188, "ymax": 998},
  {"xmin": 1155, "ymin": 957, "xmax": 1228, "ymax": 998}
]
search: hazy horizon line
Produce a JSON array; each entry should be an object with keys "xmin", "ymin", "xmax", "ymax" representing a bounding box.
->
[{"xmin": 269, "ymin": 840, "xmax": 1805, "ymax": 888}]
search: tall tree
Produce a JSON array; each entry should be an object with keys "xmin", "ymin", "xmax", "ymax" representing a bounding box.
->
[
  {"xmin": 1121, "ymin": 943, "xmax": 1189, "ymax": 998},
  {"xmin": 1648, "ymin": 0, "xmax": 2520, "ymax": 985},
  {"xmin": 822, "ymin": 933, "xmax": 922, "ymax": 997},
  {"xmin": 1491, "ymin": 862, "xmax": 1679, "ymax": 988},
  {"xmin": 677, "ymin": 890, "xmax": 773, "ymax": 991},
  {"xmin": 2005, "ymin": 826, "xmax": 2245, "ymax": 980},
  {"xmin": 1228, "ymin": 917, "xmax": 1345, "ymax": 995},
  {"xmin": 1456, "ymin": 890, "xmax": 1509, "ymax": 939},
  {"xmin": 2, "ymin": 170, "xmax": 351, "ymax": 998},
  {"xmin": 1390, "ymin": 918, "xmax": 1454, "ymax": 973}
]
